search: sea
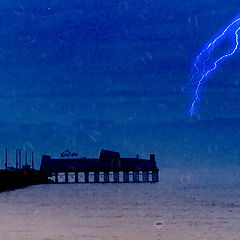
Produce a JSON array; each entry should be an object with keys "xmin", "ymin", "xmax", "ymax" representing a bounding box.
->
[{"xmin": 1, "ymin": 167, "xmax": 240, "ymax": 240}]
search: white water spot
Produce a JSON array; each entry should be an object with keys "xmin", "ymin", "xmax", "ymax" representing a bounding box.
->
[{"xmin": 154, "ymin": 221, "xmax": 163, "ymax": 230}]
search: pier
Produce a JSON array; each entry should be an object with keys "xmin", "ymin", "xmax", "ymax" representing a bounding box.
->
[
  {"xmin": 0, "ymin": 169, "xmax": 50, "ymax": 192},
  {"xmin": 0, "ymin": 149, "xmax": 50, "ymax": 192},
  {"xmin": 40, "ymin": 149, "xmax": 159, "ymax": 183}
]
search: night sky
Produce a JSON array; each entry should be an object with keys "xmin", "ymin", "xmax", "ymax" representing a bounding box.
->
[{"xmin": 0, "ymin": 0, "xmax": 240, "ymax": 168}]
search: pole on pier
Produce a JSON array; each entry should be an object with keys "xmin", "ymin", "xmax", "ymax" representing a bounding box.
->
[
  {"xmin": 19, "ymin": 150, "xmax": 22, "ymax": 169},
  {"xmin": 5, "ymin": 148, "xmax": 7, "ymax": 170},
  {"xmin": 25, "ymin": 149, "xmax": 27, "ymax": 166},
  {"xmin": 32, "ymin": 152, "xmax": 34, "ymax": 169},
  {"xmin": 16, "ymin": 149, "xmax": 18, "ymax": 169}
]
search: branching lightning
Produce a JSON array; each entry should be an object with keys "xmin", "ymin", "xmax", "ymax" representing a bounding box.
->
[{"xmin": 189, "ymin": 17, "xmax": 240, "ymax": 116}]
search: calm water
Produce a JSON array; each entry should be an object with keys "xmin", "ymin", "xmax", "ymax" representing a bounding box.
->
[{"xmin": 1, "ymin": 168, "xmax": 240, "ymax": 240}]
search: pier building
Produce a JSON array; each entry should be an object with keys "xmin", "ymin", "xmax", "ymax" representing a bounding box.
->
[{"xmin": 40, "ymin": 149, "xmax": 159, "ymax": 183}]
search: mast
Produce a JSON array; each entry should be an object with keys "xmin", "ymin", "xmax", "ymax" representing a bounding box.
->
[
  {"xmin": 25, "ymin": 149, "xmax": 27, "ymax": 166},
  {"xmin": 16, "ymin": 149, "xmax": 18, "ymax": 169},
  {"xmin": 19, "ymin": 149, "xmax": 21, "ymax": 169},
  {"xmin": 5, "ymin": 148, "xmax": 7, "ymax": 170},
  {"xmin": 32, "ymin": 151, "xmax": 34, "ymax": 169}
]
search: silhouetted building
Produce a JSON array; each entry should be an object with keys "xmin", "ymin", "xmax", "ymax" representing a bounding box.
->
[{"xmin": 40, "ymin": 149, "xmax": 159, "ymax": 183}]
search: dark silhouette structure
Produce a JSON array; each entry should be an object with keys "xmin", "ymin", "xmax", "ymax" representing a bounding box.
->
[
  {"xmin": 40, "ymin": 149, "xmax": 159, "ymax": 183},
  {"xmin": 0, "ymin": 149, "xmax": 51, "ymax": 192},
  {"xmin": 0, "ymin": 169, "xmax": 50, "ymax": 192}
]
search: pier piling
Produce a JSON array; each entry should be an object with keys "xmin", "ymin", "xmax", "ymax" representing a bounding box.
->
[
  {"xmin": 84, "ymin": 172, "xmax": 89, "ymax": 183},
  {"xmin": 152, "ymin": 170, "xmax": 159, "ymax": 182},
  {"xmin": 94, "ymin": 172, "xmax": 99, "ymax": 183},
  {"xmin": 133, "ymin": 171, "xmax": 139, "ymax": 182},
  {"xmin": 65, "ymin": 172, "xmax": 68, "ymax": 183},
  {"xmin": 55, "ymin": 172, "xmax": 58, "ymax": 183},
  {"xmin": 75, "ymin": 172, "xmax": 78, "ymax": 183},
  {"xmin": 113, "ymin": 171, "xmax": 119, "ymax": 183},
  {"xmin": 123, "ymin": 171, "xmax": 129, "ymax": 183},
  {"xmin": 104, "ymin": 172, "xmax": 109, "ymax": 183},
  {"xmin": 142, "ymin": 171, "xmax": 149, "ymax": 182}
]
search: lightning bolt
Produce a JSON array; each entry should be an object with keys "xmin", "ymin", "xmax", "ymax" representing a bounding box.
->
[{"xmin": 189, "ymin": 17, "xmax": 240, "ymax": 116}]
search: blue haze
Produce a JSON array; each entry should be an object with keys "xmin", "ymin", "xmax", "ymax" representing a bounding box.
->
[{"xmin": 0, "ymin": 1, "xmax": 240, "ymax": 167}]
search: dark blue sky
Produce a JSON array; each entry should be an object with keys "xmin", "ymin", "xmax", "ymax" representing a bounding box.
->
[
  {"xmin": 1, "ymin": 1, "xmax": 240, "ymax": 167},
  {"xmin": 0, "ymin": 0, "xmax": 187, "ymax": 124},
  {"xmin": 1, "ymin": 0, "xmax": 240, "ymax": 123}
]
